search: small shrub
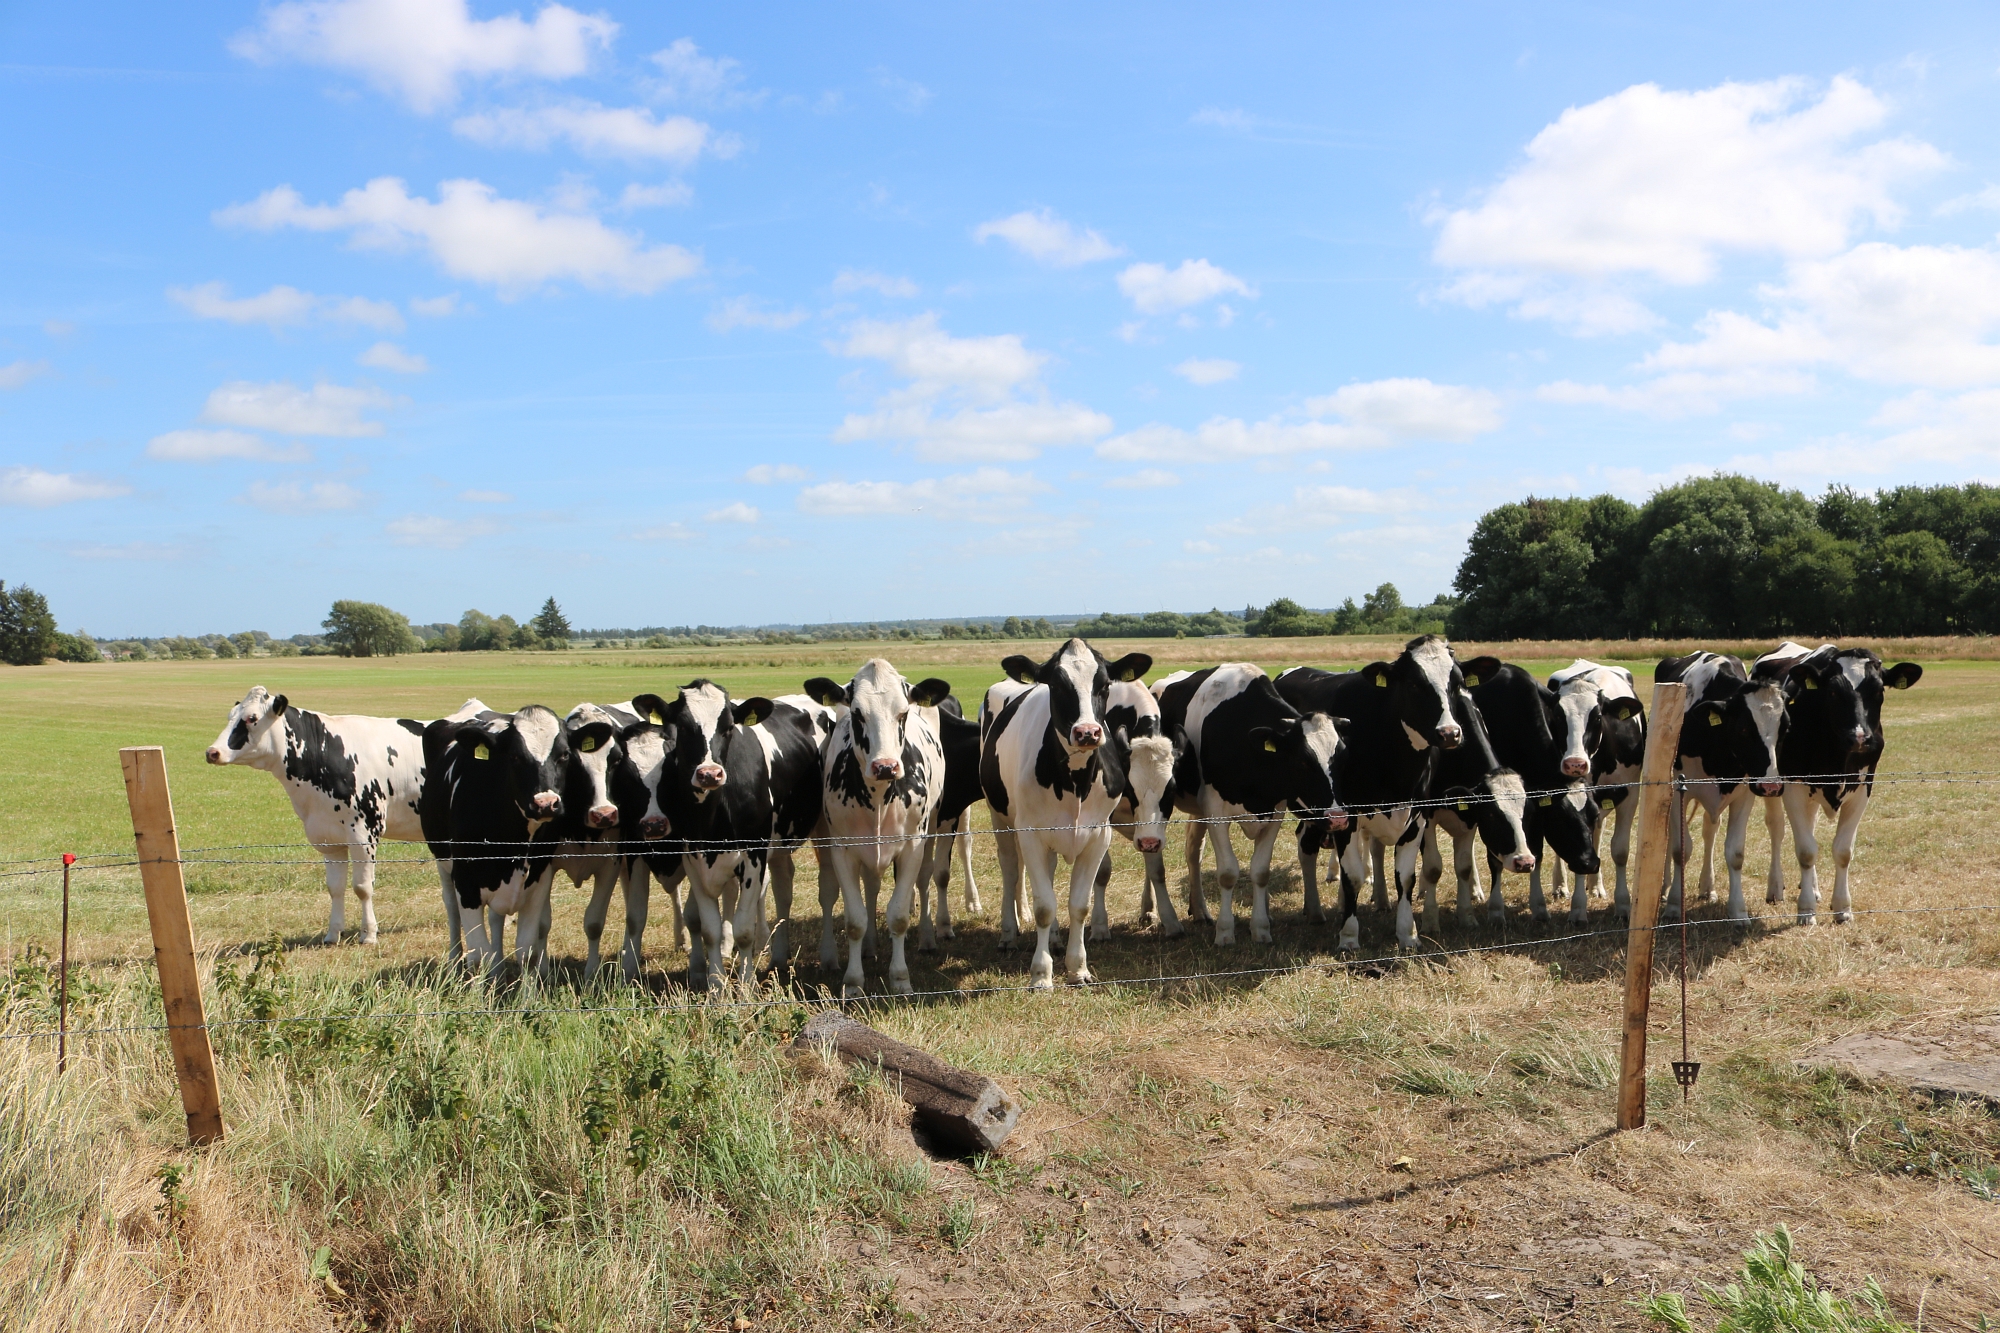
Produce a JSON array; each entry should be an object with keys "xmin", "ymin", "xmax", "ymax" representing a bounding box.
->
[{"xmin": 1640, "ymin": 1225, "xmax": 1914, "ymax": 1332}]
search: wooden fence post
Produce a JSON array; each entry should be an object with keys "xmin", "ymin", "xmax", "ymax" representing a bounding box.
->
[
  {"xmin": 1616, "ymin": 682, "xmax": 1686, "ymax": 1132},
  {"xmin": 120, "ymin": 747, "xmax": 225, "ymax": 1146}
]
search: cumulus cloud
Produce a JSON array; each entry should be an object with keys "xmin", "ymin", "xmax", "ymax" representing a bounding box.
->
[
  {"xmin": 836, "ymin": 313, "xmax": 1044, "ymax": 397},
  {"xmin": 241, "ymin": 479, "xmax": 366, "ymax": 512},
  {"xmin": 410, "ymin": 293, "xmax": 463, "ymax": 317},
  {"xmin": 834, "ymin": 401, "xmax": 1113, "ymax": 463},
  {"xmin": 1117, "ymin": 259, "xmax": 1256, "ymax": 315},
  {"xmin": 169, "ymin": 282, "xmax": 407, "ymax": 331},
  {"xmin": 708, "ymin": 296, "xmax": 809, "ymax": 332},
  {"xmin": 743, "ymin": 463, "xmax": 808, "ymax": 484},
  {"xmin": 452, "ymin": 102, "xmax": 727, "ymax": 164},
  {"xmin": 217, "ymin": 177, "xmax": 701, "ymax": 295},
  {"xmin": 973, "ymin": 209, "xmax": 1123, "ymax": 267},
  {"xmin": 387, "ymin": 512, "xmax": 494, "ymax": 547},
  {"xmin": 1104, "ymin": 468, "xmax": 1179, "ymax": 489},
  {"xmin": 1098, "ymin": 377, "xmax": 1501, "ymax": 463},
  {"xmin": 705, "ymin": 501, "xmax": 759, "ymax": 523},
  {"xmin": 359, "ymin": 341, "xmax": 431, "ymax": 373},
  {"xmin": 797, "ymin": 467, "xmax": 1047, "ymax": 520},
  {"xmin": 201, "ymin": 380, "xmax": 396, "ymax": 437},
  {"xmin": 0, "ymin": 466, "xmax": 129, "ymax": 507},
  {"xmin": 618, "ymin": 181, "xmax": 692, "ymax": 210},
  {"xmin": 147, "ymin": 429, "xmax": 311, "ymax": 463},
  {"xmin": 1173, "ymin": 357, "xmax": 1240, "ymax": 385},
  {"xmin": 230, "ymin": 0, "xmax": 615, "ymax": 113},
  {"xmin": 1432, "ymin": 76, "xmax": 1946, "ymax": 331},
  {"xmin": 648, "ymin": 37, "xmax": 759, "ymax": 107},
  {"xmin": 833, "ymin": 268, "xmax": 919, "ymax": 298},
  {"xmin": 1536, "ymin": 370, "xmax": 1816, "ymax": 417},
  {"xmin": 0, "ymin": 360, "xmax": 52, "ymax": 390}
]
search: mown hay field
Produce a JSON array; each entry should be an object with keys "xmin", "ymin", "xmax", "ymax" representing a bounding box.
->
[{"xmin": 2, "ymin": 637, "xmax": 1997, "ymax": 1331}]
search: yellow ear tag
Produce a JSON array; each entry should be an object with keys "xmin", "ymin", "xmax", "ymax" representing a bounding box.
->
[
  {"xmin": 1456, "ymin": 802, "xmax": 1469, "ymax": 813},
  {"xmin": 1465, "ymin": 674, "xmax": 1480, "ymax": 688},
  {"xmin": 1262, "ymin": 738, "xmax": 1278, "ymax": 752},
  {"xmin": 580, "ymin": 737, "xmax": 598, "ymax": 753},
  {"xmin": 648, "ymin": 709, "xmax": 663, "ymax": 724},
  {"xmin": 1538, "ymin": 796, "xmax": 1552, "ymax": 807},
  {"xmin": 473, "ymin": 743, "xmax": 490, "ymax": 760},
  {"xmin": 741, "ymin": 711, "xmax": 760, "ymax": 727},
  {"xmin": 1805, "ymin": 678, "xmax": 1818, "ymax": 690},
  {"xmin": 1708, "ymin": 713, "xmax": 1722, "ymax": 727},
  {"xmin": 1601, "ymin": 798, "xmax": 1615, "ymax": 812},
  {"xmin": 1374, "ymin": 673, "xmax": 1388, "ymax": 688}
]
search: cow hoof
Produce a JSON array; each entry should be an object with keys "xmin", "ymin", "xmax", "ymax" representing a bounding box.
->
[
  {"xmin": 1797, "ymin": 912, "xmax": 1818, "ymax": 926},
  {"xmin": 1458, "ymin": 913, "xmax": 1478, "ymax": 930},
  {"xmin": 1138, "ymin": 911, "xmax": 1157, "ymax": 928},
  {"xmin": 360, "ymin": 934, "xmax": 379, "ymax": 946},
  {"xmin": 321, "ymin": 933, "xmax": 340, "ymax": 946},
  {"xmin": 997, "ymin": 936, "xmax": 1018, "ymax": 953},
  {"xmin": 937, "ymin": 925, "xmax": 954, "ymax": 941},
  {"xmin": 1214, "ymin": 929, "xmax": 1236, "ymax": 947},
  {"xmin": 890, "ymin": 978, "xmax": 913, "ymax": 996},
  {"xmin": 1568, "ymin": 913, "xmax": 1589, "ymax": 928},
  {"xmin": 1068, "ymin": 970, "xmax": 1093, "ymax": 986},
  {"xmin": 1088, "ymin": 925, "xmax": 1110, "ymax": 943},
  {"xmin": 842, "ymin": 983, "xmax": 866, "ymax": 999},
  {"xmin": 1160, "ymin": 922, "xmax": 1186, "ymax": 940},
  {"xmin": 1252, "ymin": 929, "xmax": 1273, "ymax": 946}
]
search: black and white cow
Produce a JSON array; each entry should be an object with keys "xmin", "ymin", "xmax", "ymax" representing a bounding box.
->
[
  {"xmin": 1094, "ymin": 678, "xmax": 1191, "ymax": 939},
  {"xmin": 1754, "ymin": 642, "xmax": 1922, "ymax": 924},
  {"xmin": 979, "ymin": 640, "xmax": 1150, "ymax": 987},
  {"xmin": 1656, "ymin": 652, "xmax": 1788, "ymax": 921},
  {"xmin": 418, "ymin": 704, "xmax": 573, "ymax": 971},
  {"xmin": 548, "ymin": 701, "xmax": 664, "ymax": 983},
  {"xmin": 1413, "ymin": 683, "xmax": 1534, "ymax": 934},
  {"xmin": 206, "ymin": 687, "xmax": 487, "ymax": 948},
  {"xmin": 979, "ymin": 673, "xmax": 1035, "ymax": 949},
  {"xmin": 1160, "ymin": 663, "xmax": 1345, "ymax": 947},
  {"xmin": 616, "ymin": 682, "xmax": 824, "ymax": 989},
  {"xmin": 803, "ymin": 660, "xmax": 952, "ymax": 996},
  {"xmin": 1272, "ymin": 635, "xmax": 1471, "ymax": 951},
  {"xmin": 916, "ymin": 694, "xmax": 985, "ymax": 945},
  {"xmin": 1546, "ymin": 660, "xmax": 1647, "ymax": 917},
  {"xmin": 1468, "ymin": 663, "xmax": 1616, "ymax": 927}
]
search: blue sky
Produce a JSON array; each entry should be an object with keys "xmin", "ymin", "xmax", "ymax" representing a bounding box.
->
[{"xmin": 8, "ymin": 3, "xmax": 2000, "ymax": 636}]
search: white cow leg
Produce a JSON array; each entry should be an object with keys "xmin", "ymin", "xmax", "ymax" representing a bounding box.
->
[
  {"xmin": 1245, "ymin": 818, "xmax": 1283, "ymax": 946},
  {"xmin": 691, "ymin": 886, "xmax": 727, "ymax": 994},
  {"xmin": 1763, "ymin": 794, "xmax": 1788, "ymax": 907},
  {"xmin": 816, "ymin": 842, "xmax": 842, "ymax": 972},
  {"xmin": 728, "ymin": 864, "xmax": 767, "ymax": 988},
  {"xmin": 1722, "ymin": 792, "xmax": 1753, "ymax": 922},
  {"xmin": 1336, "ymin": 839, "xmax": 1366, "ymax": 952},
  {"xmin": 582, "ymin": 863, "xmax": 618, "ymax": 980},
  {"xmin": 1486, "ymin": 852, "xmax": 1508, "ymax": 927},
  {"xmin": 1182, "ymin": 818, "xmax": 1211, "ymax": 923},
  {"xmin": 437, "ymin": 860, "xmax": 465, "ymax": 967},
  {"xmin": 1394, "ymin": 835, "xmax": 1423, "ymax": 950},
  {"xmin": 1066, "ymin": 838, "xmax": 1109, "ymax": 984},
  {"xmin": 1019, "ymin": 829, "xmax": 1060, "ymax": 991},
  {"xmin": 1528, "ymin": 862, "xmax": 1549, "ymax": 923},
  {"xmin": 454, "ymin": 895, "xmax": 495, "ymax": 976},
  {"xmin": 768, "ymin": 850, "xmax": 797, "ymax": 971},
  {"xmin": 1610, "ymin": 798, "xmax": 1634, "ymax": 911},
  {"xmin": 684, "ymin": 892, "xmax": 708, "ymax": 989},
  {"xmin": 885, "ymin": 844, "xmax": 928, "ymax": 996},
  {"xmin": 959, "ymin": 828, "xmax": 981, "ymax": 915},
  {"xmin": 620, "ymin": 861, "xmax": 652, "ymax": 984},
  {"xmin": 931, "ymin": 824, "xmax": 954, "ymax": 944},
  {"xmin": 1698, "ymin": 801, "xmax": 1721, "ymax": 903},
  {"xmin": 833, "ymin": 850, "xmax": 871, "ymax": 998},
  {"xmin": 1208, "ymin": 820, "xmax": 1242, "ymax": 947},
  {"xmin": 1453, "ymin": 827, "xmax": 1482, "ymax": 928},
  {"xmin": 1370, "ymin": 837, "xmax": 1389, "ymax": 913},
  {"xmin": 1137, "ymin": 836, "xmax": 1157, "ymax": 927},
  {"xmin": 1784, "ymin": 784, "xmax": 1821, "ymax": 924},
  {"xmin": 515, "ymin": 869, "xmax": 557, "ymax": 977},
  {"xmin": 1092, "ymin": 853, "xmax": 1114, "ymax": 942},
  {"xmin": 322, "ymin": 849, "xmax": 349, "ymax": 945},
  {"xmin": 352, "ymin": 843, "xmax": 381, "ymax": 944},
  {"xmin": 1826, "ymin": 787, "xmax": 1868, "ymax": 923},
  {"xmin": 1147, "ymin": 849, "xmax": 1183, "ymax": 938},
  {"xmin": 1418, "ymin": 822, "xmax": 1446, "ymax": 937},
  {"xmin": 995, "ymin": 820, "xmax": 1024, "ymax": 950},
  {"xmin": 1297, "ymin": 825, "xmax": 1326, "ymax": 923},
  {"xmin": 1567, "ymin": 838, "xmax": 1591, "ymax": 926}
]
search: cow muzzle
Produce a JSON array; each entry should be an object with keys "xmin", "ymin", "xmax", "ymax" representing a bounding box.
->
[
  {"xmin": 639, "ymin": 814, "xmax": 671, "ymax": 840},
  {"xmin": 531, "ymin": 791, "xmax": 561, "ymax": 816},
  {"xmin": 586, "ymin": 804, "xmax": 619, "ymax": 829},
  {"xmin": 1136, "ymin": 835, "xmax": 1162, "ymax": 854},
  {"xmin": 869, "ymin": 758, "xmax": 903, "ymax": 781},
  {"xmin": 1508, "ymin": 851, "xmax": 1536, "ymax": 873},
  {"xmin": 1325, "ymin": 807, "xmax": 1350, "ymax": 831},
  {"xmin": 694, "ymin": 763, "xmax": 726, "ymax": 790},
  {"xmin": 1849, "ymin": 726, "xmax": 1869, "ymax": 750},
  {"xmin": 1436, "ymin": 723, "xmax": 1462, "ymax": 749},
  {"xmin": 205, "ymin": 747, "xmax": 223, "ymax": 765},
  {"xmin": 1561, "ymin": 755, "xmax": 1590, "ymax": 778},
  {"xmin": 1753, "ymin": 780, "xmax": 1783, "ymax": 797},
  {"xmin": 1069, "ymin": 722, "xmax": 1103, "ymax": 749}
]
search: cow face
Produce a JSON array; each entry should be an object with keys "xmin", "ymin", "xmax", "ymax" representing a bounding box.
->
[
  {"xmin": 1690, "ymin": 681, "xmax": 1787, "ymax": 795},
  {"xmin": 1534, "ymin": 784, "xmax": 1601, "ymax": 875},
  {"xmin": 1365, "ymin": 635, "xmax": 1468, "ymax": 751},
  {"xmin": 563, "ymin": 705, "xmax": 622, "ymax": 830},
  {"xmin": 806, "ymin": 660, "xmax": 951, "ymax": 784},
  {"xmin": 641, "ymin": 681, "xmax": 777, "ymax": 798},
  {"xmin": 1832, "ymin": 650, "xmax": 1921, "ymax": 763},
  {"xmin": 1117, "ymin": 728, "xmax": 1179, "ymax": 853},
  {"xmin": 457, "ymin": 704, "xmax": 569, "ymax": 830},
  {"xmin": 206, "ymin": 685, "xmax": 291, "ymax": 769},
  {"xmin": 611, "ymin": 720, "xmax": 677, "ymax": 841},
  {"xmin": 999, "ymin": 640, "xmax": 1151, "ymax": 755},
  {"xmin": 1250, "ymin": 711, "xmax": 1349, "ymax": 829},
  {"xmin": 1449, "ymin": 770, "xmax": 1535, "ymax": 873}
]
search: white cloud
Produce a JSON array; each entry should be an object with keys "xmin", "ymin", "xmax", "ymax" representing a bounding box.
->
[
  {"xmin": 873, "ymin": 68, "xmax": 931, "ymax": 113},
  {"xmin": 1183, "ymin": 539, "xmax": 1219, "ymax": 554},
  {"xmin": 1117, "ymin": 259, "xmax": 1255, "ymax": 314},
  {"xmin": 0, "ymin": 466, "xmax": 129, "ymax": 507},
  {"xmin": 1203, "ymin": 483, "xmax": 1408, "ymax": 539},
  {"xmin": 1173, "ymin": 357, "xmax": 1240, "ymax": 385},
  {"xmin": 169, "ymin": 282, "xmax": 406, "ymax": 331},
  {"xmin": 835, "ymin": 313, "xmax": 1043, "ymax": 396},
  {"xmin": 708, "ymin": 296, "xmax": 809, "ymax": 332},
  {"xmin": 973, "ymin": 209, "xmax": 1123, "ymax": 267},
  {"xmin": 0, "ymin": 360, "xmax": 52, "ymax": 390},
  {"xmin": 359, "ymin": 341, "xmax": 431, "ymax": 373},
  {"xmin": 833, "ymin": 268, "xmax": 919, "ymax": 298},
  {"xmin": 460, "ymin": 488, "xmax": 511, "ymax": 502},
  {"xmin": 1432, "ymin": 76, "xmax": 1946, "ymax": 329},
  {"xmin": 201, "ymin": 380, "xmax": 395, "ymax": 437},
  {"xmin": 241, "ymin": 479, "xmax": 366, "ymax": 512},
  {"xmin": 147, "ymin": 429, "xmax": 310, "ymax": 463},
  {"xmin": 230, "ymin": 0, "xmax": 616, "ymax": 113},
  {"xmin": 619, "ymin": 181, "xmax": 692, "ymax": 211},
  {"xmin": 217, "ymin": 177, "xmax": 701, "ymax": 295},
  {"xmin": 743, "ymin": 463, "xmax": 808, "ymax": 484},
  {"xmin": 797, "ymin": 467, "xmax": 1046, "ymax": 520},
  {"xmin": 1536, "ymin": 369, "xmax": 1815, "ymax": 417},
  {"xmin": 1937, "ymin": 185, "xmax": 2000, "ymax": 217},
  {"xmin": 648, "ymin": 38, "xmax": 758, "ymax": 108},
  {"xmin": 452, "ymin": 102, "xmax": 726, "ymax": 164},
  {"xmin": 410, "ymin": 293, "xmax": 462, "ymax": 317},
  {"xmin": 1105, "ymin": 468, "xmax": 1179, "ymax": 489},
  {"xmin": 1190, "ymin": 106, "xmax": 1256, "ymax": 132},
  {"xmin": 834, "ymin": 401, "xmax": 1112, "ymax": 463},
  {"xmin": 705, "ymin": 501, "xmax": 759, "ymax": 523},
  {"xmin": 1099, "ymin": 377, "xmax": 1501, "ymax": 463},
  {"xmin": 387, "ymin": 513, "xmax": 494, "ymax": 547},
  {"xmin": 633, "ymin": 521, "xmax": 692, "ymax": 541},
  {"xmin": 1861, "ymin": 388, "xmax": 2000, "ymax": 466}
]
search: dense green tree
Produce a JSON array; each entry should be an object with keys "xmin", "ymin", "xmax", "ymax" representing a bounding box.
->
[
  {"xmin": 0, "ymin": 582, "xmax": 58, "ymax": 665},
  {"xmin": 49, "ymin": 631, "xmax": 99, "ymax": 663},
  {"xmin": 322, "ymin": 600, "xmax": 421, "ymax": 657},
  {"xmin": 456, "ymin": 609, "xmax": 517, "ymax": 651},
  {"xmin": 1447, "ymin": 495, "xmax": 1638, "ymax": 639},
  {"xmin": 1623, "ymin": 476, "xmax": 1815, "ymax": 636},
  {"xmin": 1745, "ymin": 528, "xmax": 1862, "ymax": 637},
  {"xmin": 530, "ymin": 597, "xmax": 571, "ymax": 644}
]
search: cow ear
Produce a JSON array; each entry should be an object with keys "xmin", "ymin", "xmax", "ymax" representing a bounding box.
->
[
  {"xmin": 1884, "ymin": 662, "xmax": 1923, "ymax": 690},
  {"xmin": 574, "ymin": 721, "xmax": 614, "ymax": 755},
  {"xmin": 732, "ymin": 697, "xmax": 775, "ymax": 728},
  {"xmin": 1330, "ymin": 715, "xmax": 1353, "ymax": 740},
  {"xmin": 1106, "ymin": 653, "xmax": 1152, "ymax": 683},
  {"xmin": 1605, "ymin": 697, "xmax": 1642, "ymax": 722},
  {"xmin": 1361, "ymin": 661, "xmax": 1393, "ymax": 688},
  {"xmin": 803, "ymin": 677, "xmax": 847, "ymax": 708},
  {"xmin": 1458, "ymin": 656, "xmax": 1501, "ymax": 689},
  {"xmin": 1000, "ymin": 654, "xmax": 1038, "ymax": 685},
  {"xmin": 1443, "ymin": 784, "xmax": 1477, "ymax": 813},
  {"xmin": 1247, "ymin": 725, "xmax": 1279, "ymax": 753},
  {"xmin": 269, "ymin": 694, "xmax": 288, "ymax": 717},
  {"xmin": 631, "ymin": 692, "xmax": 672, "ymax": 726},
  {"xmin": 908, "ymin": 677, "xmax": 953, "ymax": 708},
  {"xmin": 1692, "ymin": 700, "xmax": 1728, "ymax": 730}
]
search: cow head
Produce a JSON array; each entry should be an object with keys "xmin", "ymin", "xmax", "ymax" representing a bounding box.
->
[
  {"xmin": 451, "ymin": 704, "xmax": 570, "ymax": 830},
  {"xmin": 1253, "ymin": 707, "xmax": 1350, "ymax": 830},
  {"xmin": 611, "ymin": 715, "xmax": 678, "ymax": 842},
  {"xmin": 1362, "ymin": 636, "xmax": 1472, "ymax": 751},
  {"xmin": 1785, "ymin": 648, "xmax": 1921, "ymax": 770},
  {"xmin": 636, "ymin": 681, "xmax": 775, "ymax": 799},
  {"xmin": 1689, "ymin": 680, "xmax": 1788, "ymax": 796},
  {"xmin": 563, "ymin": 705, "xmax": 622, "ymax": 831},
  {"xmin": 1113, "ymin": 716, "xmax": 1182, "ymax": 854},
  {"xmin": 1548, "ymin": 680, "xmax": 1642, "ymax": 779},
  {"xmin": 999, "ymin": 640, "xmax": 1151, "ymax": 757},
  {"xmin": 805, "ymin": 660, "xmax": 951, "ymax": 784},
  {"xmin": 207, "ymin": 685, "xmax": 290, "ymax": 769},
  {"xmin": 1534, "ymin": 784, "xmax": 1601, "ymax": 875},
  {"xmin": 1447, "ymin": 770, "xmax": 1535, "ymax": 874}
]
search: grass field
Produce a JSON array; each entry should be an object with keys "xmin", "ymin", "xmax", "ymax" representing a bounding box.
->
[{"xmin": 2, "ymin": 638, "xmax": 1998, "ymax": 1331}]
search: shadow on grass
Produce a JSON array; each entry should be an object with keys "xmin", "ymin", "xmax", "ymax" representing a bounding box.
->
[{"xmin": 1291, "ymin": 1126, "xmax": 1620, "ymax": 1213}]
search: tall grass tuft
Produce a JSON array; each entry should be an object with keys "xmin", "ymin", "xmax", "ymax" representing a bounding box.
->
[{"xmin": 1641, "ymin": 1226, "xmax": 1915, "ymax": 1333}]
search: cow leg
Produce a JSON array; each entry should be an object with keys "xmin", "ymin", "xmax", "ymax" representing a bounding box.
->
[
  {"xmin": 1017, "ymin": 828, "xmax": 1060, "ymax": 991},
  {"xmin": 1296, "ymin": 819, "xmax": 1327, "ymax": 923},
  {"xmin": 1093, "ymin": 853, "xmax": 1115, "ymax": 942},
  {"xmin": 454, "ymin": 893, "xmax": 498, "ymax": 975},
  {"xmin": 1722, "ymin": 791, "xmax": 1753, "ymax": 922},
  {"xmin": 1453, "ymin": 825, "xmax": 1484, "ymax": 926},
  {"xmin": 1182, "ymin": 819, "xmax": 1211, "ymax": 923},
  {"xmin": 1335, "ymin": 832, "xmax": 1365, "ymax": 952},
  {"xmin": 1763, "ymin": 794, "xmax": 1788, "ymax": 907},
  {"xmin": 619, "ymin": 860, "xmax": 650, "ymax": 984},
  {"xmin": 684, "ymin": 891, "xmax": 708, "ymax": 990},
  {"xmin": 437, "ymin": 860, "xmax": 467, "ymax": 967},
  {"xmin": 1208, "ymin": 819, "xmax": 1243, "ymax": 947},
  {"xmin": 931, "ymin": 820, "xmax": 955, "ymax": 944},
  {"xmin": 1784, "ymin": 784, "xmax": 1822, "ymax": 924},
  {"xmin": 830, "ymin": 848, "xmax": 872, "ymax": 997},
  {"xmin": 1393, "ymin": 830, "xmax": 1424, "ymax": 950},
  {"xmin": 1566, "ymin": 830, "xmax": 1591, "ymax": 926},
  {"xmin": 1697, "ymin": 800, "xmax": 1721, "ymax": 903},
  {"xmin": 1418, "ymin": 821, "xmax": 1445, "ymax": 937},
  {"xmin": 729, "ymin": 858, "xmax": 769, "ymax": 987},
  {"xmin": 583, "ymin": 862, "xmax": 618, "ymax": 981},
  {"xmin": 515, "ymin": 869, "xmax": 557, "ymax": 977},
  {"xmin": 1137, "ymin": 831, "xmax": 1157, "ymax": 927},
  {"xmin": 768, "ymin": 848, "xmax": 796, "ymax": 972},
  {"xmin": 322, "ymin": 849, "xmax": 349, "ymax": 945},
  {"xmin": 1370, "ymin": 837, "xmax": 1389, "ymax": 913},
  {"xmin": 1527, "ymin": 828, "xmax": 1551, "ymax": 924},
  {"xmin": 1486, "ymin": 850, "xmax": 1508, "ymax": 927},
  {"xmin": 884, "ymin": 840, "xmax": 930, "ymax": 995},
  {"xmin": 1243, "ymin": 817, "xmax": 1283, "ymax": 945},
  {"xmin": 959, "ymin": 825, "xmax": 982, "ymax": 915},
  {"xmin": 1146, "ymin": 848, "xmax": 1182, "ymax": 937},
  {"xmin": 1609, "ymin": 795, "xmax": 1634, "ymax": 907},
  {"xmin": 1825, "ymin": 787, "xmax": 1867, "ymax": 923},
  {"xmin": 995, "ymin": 816, "xmax": 1024, "ymax": 950},
  {"xmin": 1067, "ymin": 835, "xmax": 1111, "ymax": 985},
  {"xmin": 862, "ymin": 861, "xmax": 884, "ymax": 962},
  {"xmin": 351, "ymin": 842, "xmax": 381, "ymax": 944}
]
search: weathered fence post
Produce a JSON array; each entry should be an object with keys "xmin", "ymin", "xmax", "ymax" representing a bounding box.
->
[
  {"xmin": 58, "ymin": 852, "xmax": 75, "ymax": 1075},
  {"xmin": 120, "ymin": 747, "xmax": 224, "ymax": 1146},
  {"xmin": 1616, "ymin": 681, "xmax": 1686, "ymax": 1132}
]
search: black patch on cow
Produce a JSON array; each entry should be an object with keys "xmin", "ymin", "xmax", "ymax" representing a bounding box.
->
[{"xmin": 397, "ymin": 718, "xmax": 424, "ymax": 737}]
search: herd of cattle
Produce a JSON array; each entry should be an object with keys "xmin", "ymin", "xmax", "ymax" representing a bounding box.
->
[{"xmin": 204, "ymin": 635, "xmax": 1921, "ymax": 994}]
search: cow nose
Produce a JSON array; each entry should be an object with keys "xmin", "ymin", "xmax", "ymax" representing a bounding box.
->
[
  {"xmin": 1561, "ymin": 756, "xmax": 1589, "ymax": 778},
  {"xmin": 869, "ymin": 758, "xmax": 902, "ymax": 781},
  {"xmin": 1755, "ymin": 781, "xmax": 1783, "ymax": 797},
  {"xmin": 587, "ymin": 804, "xmax": 618, "ymax": 829},
  {"xmin": 1437, "ymin": 724, "xmax": 1462, "ymax": 749},
  {"xmin": 205, "ymin": 747, "xmax": 222, "ymax": 765},
  {"xmin": 1851, "ymin": 727, "xmax": 1869, "ymax": 747},
  {"xmin": 1509, "ymin": 852, "xmax": 1536, "ymax": 873},
  {"xmin": 694, "ymin": 763, "xmax": 726, "ymax": 790},
  {"xmin": 639, "ymin": 815, "xmax": 670, "ymax": 840},
  {"xmin": 1070, "ymin": 723, "xmax": 1103, "ymax": 749},
  {"xmin": 531, "ymin": 791, "xmax": 561, "ymax": 815},
  {"xmin": 1326, "ymin": 809, "xmax": 1350, "ymax": 831},
  {"xmin": 1136, "ymin": 836, "xmax": 1161, "ymax": 854}
]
